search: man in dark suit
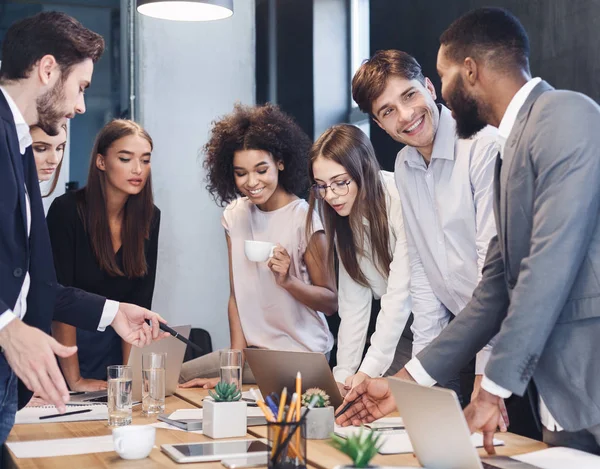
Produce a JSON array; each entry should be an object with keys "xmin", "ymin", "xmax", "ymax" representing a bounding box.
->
[
  {"xmin": 0, "ymin": 12, "xmax": 168, "ymax": 443},
  {"xmin": 336, "ymin": 7, "xmax": 600, "ymax": 454}
]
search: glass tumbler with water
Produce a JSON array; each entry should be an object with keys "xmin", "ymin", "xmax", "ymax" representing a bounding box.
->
[
  {"xmin": 107, "ymin": 365, "xmax": 133, "ymax": 426},
  {"xmin": 220, "ymin": 349, "xmax": 242, "ymax": 392},
  {"xmin": 142, "ymin": 352, "xmax": 166, "ymax": 415}
]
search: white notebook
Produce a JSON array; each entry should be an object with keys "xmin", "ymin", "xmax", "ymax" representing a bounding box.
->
[
  {"xmin": 333, "ymin": 424, "xmax": 504, "ymax": 455},
  {"xmin": 15, "ymin": 404, "xmax": 108, "ymax": 424}
]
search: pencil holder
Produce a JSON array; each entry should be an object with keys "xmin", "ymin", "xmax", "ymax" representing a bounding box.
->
[{"xmin": 267, "ymin": 420, "xmax": 307, "ymax": 469}]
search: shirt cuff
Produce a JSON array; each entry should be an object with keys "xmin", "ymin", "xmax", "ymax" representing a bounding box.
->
[
  {"xmin": 358, "ymin": 356, "xmax": 385, "ymax": 379},
  {"xmin": 475, "ymin": 348, "xmax": 492, "ymax": 375},
  {"xmin": 0, "ymin": 310, "xmax": 18, "ymax": 332},
  {"xmin": 97, "ymin": 300, "xmax": 119, "ymax": 332},
  {"xmin": 333, "ymin": 367, "xmax": 352, "ymax": 384},
  {"xmin": 404, "ymin": 358, "xmax": 437, "ymax": 387},
  {"xmin": 481, "ymin": 375, "xmax": 513, "ymax": 399}
]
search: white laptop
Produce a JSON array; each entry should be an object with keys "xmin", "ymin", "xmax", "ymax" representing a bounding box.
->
[
  {"xmin": 69, "ymin": 325, "xmax": 191, "ymax": 404},
  {"xmin": 387, "ymin": 377, "xmax": 540, "ymax": 469}
]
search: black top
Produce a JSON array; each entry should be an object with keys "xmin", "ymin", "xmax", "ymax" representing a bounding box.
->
[{"xmin": 46, "ymin": 190, "xmax": 160, "ymax": 381}]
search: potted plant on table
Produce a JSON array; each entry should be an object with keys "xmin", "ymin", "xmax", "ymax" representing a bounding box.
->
[
  {"xmin": 203, "ymin": 381, "xmax": 247, "ymax": 439},
  {"xmin": 301, "ymin": 388, "xmax": 334, "ymax": 439},
  {"xmin": 329, "ymin": 427, "xmax": 383, "ymax": 469}
]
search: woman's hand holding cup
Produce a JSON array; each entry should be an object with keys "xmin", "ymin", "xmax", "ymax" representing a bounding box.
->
[{"xmin": 267, "ymin": 244, "xmax": 291, "ymax": 286}]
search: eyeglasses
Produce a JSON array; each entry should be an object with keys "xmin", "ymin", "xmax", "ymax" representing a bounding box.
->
[{"xmin": 311, "ymin": 179, "xmax": 353, "ymax": 200}]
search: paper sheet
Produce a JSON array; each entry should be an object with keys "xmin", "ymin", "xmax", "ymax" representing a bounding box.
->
[
  {"xmin": 15, "ymin": 405, "xmax": 108, "ymax": 424},
  {"xmin": 169, "ymin": 407, "xmax": 266, "ymax": 420},
  {"xmin": 512, "ymin": 446, "xmax": 600, "ymax": 469},
  {"xmin": 333, "ymin": 425, "xmax": 503, "ymax": 455},
  {"xmin": 6, "ymin": 435, "xmax": 114, "ymax": 458}
]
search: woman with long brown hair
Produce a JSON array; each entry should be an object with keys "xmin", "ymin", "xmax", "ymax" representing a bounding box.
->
[
  {"xmin": 308, "ymin": 124, "xmax": 412, "ymax": 395},
  {"xmin": 31, "ymin": 123, "xmax": 67, "ymax": 197},
  {"xmin": 46, "ymin": 119, "xmax": 160, "ymax": 391}
]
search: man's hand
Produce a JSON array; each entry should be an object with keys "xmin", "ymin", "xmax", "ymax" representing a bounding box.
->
[
  {"xmin": 179, "ymin": 377, "xmax": 220, "ymax": 389},
  {"xmin": 71, "ymin": 377, "xmax": 107, "ymax": 392},
  {"xmin": 334, "ymin": 377, "xmax": 396, "ymax": 427},
  {"xmin": 0, "ymin": 319, "xmax": 76, "ymax": 413},
  {"xmin": 471, "ymin": 375, "xmax": 509, "ymax": 435},
  {"xmin": 344, "ymin": 371, "xmax": 370, "ymax": 391},
  {"xmin": 472, "ymin": 374, "xmax": 483, "ymax": 401},
  {"xmin": 464, "ymin": 388, "xmax": 508, "ymax": 455},
  {"xmin": 111, "ymin": 303, "xmax": 169, "ymax": 346}
]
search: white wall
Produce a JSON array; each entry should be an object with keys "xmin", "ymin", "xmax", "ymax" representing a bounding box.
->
[{"xmin": 138, "ymin": 0, "xmax": 255, "ymax": 350}]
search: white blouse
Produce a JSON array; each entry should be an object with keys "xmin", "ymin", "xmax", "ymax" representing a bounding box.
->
[{"xmin": 333, "ymin": 171, "xmax": 412, "ymax": 383}]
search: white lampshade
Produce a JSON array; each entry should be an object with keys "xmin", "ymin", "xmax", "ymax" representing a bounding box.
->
[{"xmin": 137, "ymin": 0, "xmax": 233, "ymax": 22}]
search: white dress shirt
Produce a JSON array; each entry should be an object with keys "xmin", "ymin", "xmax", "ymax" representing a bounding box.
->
[
  {"xmin": 406, "ymin": 78, "xmax": 561, "ymax": 431},
  {"xmin": 0, "ymin": 86, "xmax": 119, "ymax": 333},
  {"xmin": 333, "ymin": 171, "xmax": 412, "ymax": 383},
  {"xmin": 397, "ymin": 105, "xmax": 498, "ymax": 372}
]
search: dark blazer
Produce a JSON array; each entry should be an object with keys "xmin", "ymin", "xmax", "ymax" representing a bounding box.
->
[
  {"xmin": 417, "ymin": 81, "xmax": 600, "ymax": 432},
  {"xmin": 0, "ymin": 91, "xmax": 105, "ymax": 407}
]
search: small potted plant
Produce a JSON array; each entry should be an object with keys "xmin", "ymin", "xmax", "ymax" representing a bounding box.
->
[
  {"xmin": 203, "ymin": 381, "xmax": 247, "ymax": 439},
  {"xmin": 330, "ymin": 427, "xmax": 383, "ymax": 468},
  {"xmin": 301, "ymin": 388, "xmax": 334, "ymax": 439}
]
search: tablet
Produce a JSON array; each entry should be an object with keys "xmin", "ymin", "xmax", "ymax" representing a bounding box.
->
[{"xmin": 161, "ymin": 439, "xmax": 269, "ymax": 463}]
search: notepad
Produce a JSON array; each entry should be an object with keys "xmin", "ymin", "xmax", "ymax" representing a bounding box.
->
[
  {"xmin": 333, "ymin": 425, "xmax": 504, "ymax": 455},
  {"xmin": 15, "ymin": 404, "xmax": 108, "ymax": 424},
  {"xmin": 6, "ymin": 435, "xmax": 115, "ymax": 458},
  {"xmin": 512, "ymin": 447, "xmax": 600, "ymax": 469}
]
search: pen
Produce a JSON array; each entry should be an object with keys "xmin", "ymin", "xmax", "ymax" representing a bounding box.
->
[
  {"xmin": 334, "ymin": 397, "xmax": 359, "ymax": 419},
  {"xmin": 147, "ymin": 321, "xmax": 203, "ymax": 354},
  {"xmin": 40, "ymin": 408, "xmax": 92, "ymax": 420},
  {"xmin": 265, "ymin": 395, "xmax": 279, "ymax": 416}
]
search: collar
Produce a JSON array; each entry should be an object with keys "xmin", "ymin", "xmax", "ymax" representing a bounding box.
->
[
  {"xmin": 497, "ymin": 77, "xmax": 542, "ymax": 156},
  {"xmin": 404, "ymin": 104, "xmax": 456, "ymax": 169},
  {"xmin": 0, "ymin": 86, "xmax": 32, "ymax": 155}
]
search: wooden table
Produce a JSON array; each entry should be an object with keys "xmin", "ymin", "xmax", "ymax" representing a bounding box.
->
[
  {"xmin": 174, "ymin": 387, "xmax": 548, "ymax": 469},
  {"xmin": 4, "ymin": 396, "xmax": 259, "ymax": 469}
]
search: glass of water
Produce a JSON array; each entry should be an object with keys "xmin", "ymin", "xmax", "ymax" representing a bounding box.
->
[
  {"xmin": 142, "ymin": 352, "xmax": 166, "ymax": 416},
  {"xmin": 107, "ymin": 365, "xmax": 133, "ymax": 426},
  {"xmin": 219, "ymin": 349, "xmax": 242, "ymax": 392}
]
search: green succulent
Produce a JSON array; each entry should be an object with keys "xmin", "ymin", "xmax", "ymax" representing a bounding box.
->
[
  {"xmin": 301, "ymin": 387, "xmax": 330, "ymax": 408},
  {"xmin": 208, "ymin": 381, "xmax": 242, "ymax": 402},
  {"xmin": 329, "ymin": 427, "xmax": 383, "ymax": 468}
]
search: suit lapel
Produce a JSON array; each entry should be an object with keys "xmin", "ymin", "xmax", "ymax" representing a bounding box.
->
[{"xmin": 500, "ymin": 81, "xmax": 554, "ymax": 243}]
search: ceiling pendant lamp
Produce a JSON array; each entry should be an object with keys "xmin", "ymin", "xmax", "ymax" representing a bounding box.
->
[{"xmin": 137, "ymin": 0, "xmax": 233, "ymax": 22}]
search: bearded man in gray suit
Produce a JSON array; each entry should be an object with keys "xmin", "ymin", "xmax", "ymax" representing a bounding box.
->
[{"xmin": 336, "ymin": 7, "xmax": 600, "ymax": 455}]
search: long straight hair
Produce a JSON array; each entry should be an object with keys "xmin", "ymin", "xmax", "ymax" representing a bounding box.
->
[
  {"xmin": 77, "ymin": 119, "xmax": 154, "ymax": 278},
  {"xmin": 307, "ymin": 124, "xmax": 391, "ymax": 286},
  {"xmin": 33, "ymin": 123, "xmax": 67, "ymax": 198}
]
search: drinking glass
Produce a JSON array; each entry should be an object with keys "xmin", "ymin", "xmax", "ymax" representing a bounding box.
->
[
  {"xmin": 142, "ymin": 352, "xmax": 166, "ymax": 416},
  {"xmin": 220, "ymin": 349, "xmax": 242, "ymax": 392},
  {"xmin": 107, "ymin": 365, "xmax": 133, "ymax": 426}
]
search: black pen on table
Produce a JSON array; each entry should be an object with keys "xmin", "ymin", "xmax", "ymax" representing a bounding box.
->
[
  {"xmin": 40, "ymin": 409, "xmax": 92, "ymax": 420},
  {"xmin": 334, "ymin": 397, "xmax": 359, "ymax": 419},
  {"xmin": 146, "ymin": 320, "xmax": 203, "ymax": 354}
]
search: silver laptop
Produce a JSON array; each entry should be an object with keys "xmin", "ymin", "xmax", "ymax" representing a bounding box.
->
[
  {"xmin": 245, "ymin": 348, "xmax": 343, "ymax": 408},
  {"xmin": 69, "ymin": 325, "xmax": 191, "ymax": 404},
  {"xmin": 387, "ymin": 377, "xmax": 540, "ymax": 469}
]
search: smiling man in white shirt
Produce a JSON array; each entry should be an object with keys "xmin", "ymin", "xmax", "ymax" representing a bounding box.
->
[
  {"xmin": 351, "ymin": 50, "xmax": 498, "ymax": 404},
  {"xmin": 0, "ymin": 12, "xmax": 168, "ymax": 444},
  {"xmin": 337, "ymin": 7, "xmax": 600, "ymax": 455}
]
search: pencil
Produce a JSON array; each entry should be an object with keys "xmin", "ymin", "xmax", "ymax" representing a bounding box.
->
[
  {"xmin": 295, "ymin": 372, "xmax": 301, "ymax": 457},
  {"xmin": 334, "ymin": 397, "xmax": 359, "ymax": 419}
]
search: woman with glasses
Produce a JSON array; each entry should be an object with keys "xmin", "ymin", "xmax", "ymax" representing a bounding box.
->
[
  {"xmin": 307, "ymin": 124, "xmax": 412, "ymax": 395},
  {"xmin": 179, "ymin": 103, "xmax": 337, "ymax": 390}
]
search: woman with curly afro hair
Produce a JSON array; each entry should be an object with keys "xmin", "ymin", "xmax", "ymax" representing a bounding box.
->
[{"xmin": 179, "ymin": 104, "xmax": 338, "ymax": 389}]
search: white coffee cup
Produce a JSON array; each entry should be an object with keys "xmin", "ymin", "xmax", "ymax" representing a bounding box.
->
[
  {"xmin": 112, "ymin": 425, "xmax": 155, "ymax": 460},
  {"xmin": 245, "ymin": 240, "xmax": 276, "ymax": 262}
]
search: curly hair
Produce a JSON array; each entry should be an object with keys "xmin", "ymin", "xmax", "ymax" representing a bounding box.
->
[{"xmin": 203, "ymin": 103, "xmax": 311, "ymax": 206}]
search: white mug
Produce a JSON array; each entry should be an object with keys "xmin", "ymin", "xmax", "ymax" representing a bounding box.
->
[
  {"xmin": 112, "ymin": 425, "xmax": 155, "ymax": 460},
  {"xmin": 245, "ymin": 240, "xmax": 276, "ymax": 262}
]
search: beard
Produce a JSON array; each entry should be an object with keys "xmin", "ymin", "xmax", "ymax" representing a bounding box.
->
[
  {"xmin": 446, "ymin": 76, "xmax": 488, "ymax": 139},
  {"xmin": 36, "ymin": 79, "xmax": 67, "ymax": 137}
]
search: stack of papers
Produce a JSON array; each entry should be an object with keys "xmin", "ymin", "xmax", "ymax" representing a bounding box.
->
[
  {"xmin": 333, "ymin": 423, "xmax": 504, "ymax": 455},
  {"xmin": 169, "ymin": 408, "xmax": 267, "ymax": 426},
  {"xmin": 15, "ymin": 405, "xmax": 108, "ymax": 424},
  {"xmin": 512, "ymin": 447, "xmax": 600, "ymax": 469}
]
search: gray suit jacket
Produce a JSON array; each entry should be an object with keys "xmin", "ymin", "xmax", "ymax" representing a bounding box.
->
[{"xmin": 417, "ymin": 81, "xmax": 600, "ymax": 432}]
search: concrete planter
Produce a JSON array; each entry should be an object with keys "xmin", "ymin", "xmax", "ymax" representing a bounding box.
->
[
  {"xmin": 203, "ymin": 400, "xmax": 247, "ymax": 439},
  {"xmin": 305, "ymin": 406, "xmax": 334, "ymax": 440}
]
